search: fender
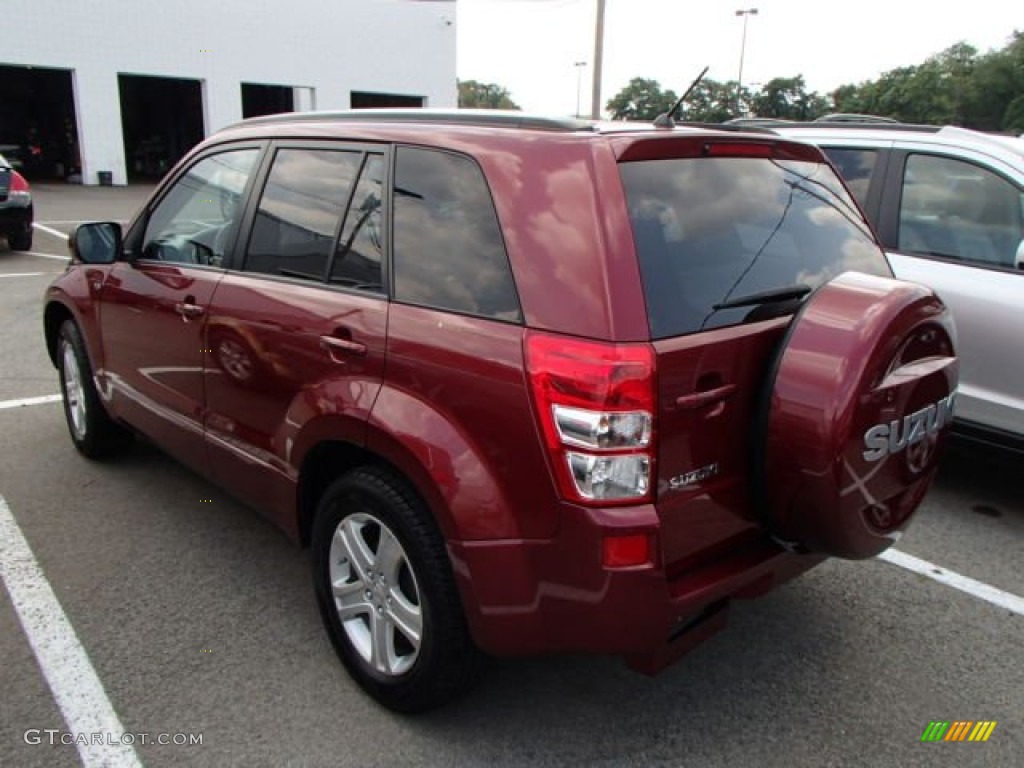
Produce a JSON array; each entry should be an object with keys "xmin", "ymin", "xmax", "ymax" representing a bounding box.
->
[
  {"xmin": 364, "ymin": 385, "xmax": 559, "ymax": 542},
  {"xmin": 44, "ymin": 274, "xmax": 110, "ymax": 393}
]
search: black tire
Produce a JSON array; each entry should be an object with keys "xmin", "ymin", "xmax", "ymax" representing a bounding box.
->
[
  {"xmin": 56, "ymin": 319, "xmax": 131, "ymax": 458},
  {"xmin": 9, "ymin": 227, "xmax": 33, "ymax": 251},
  {"xmin": 312, "ymin": 466, "xmax": 483, "ymax": 713}
]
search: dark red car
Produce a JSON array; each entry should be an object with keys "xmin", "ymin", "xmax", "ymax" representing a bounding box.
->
[{"xmin": 43, "ymin": 111, "xmax": 958, "ymax": 712}]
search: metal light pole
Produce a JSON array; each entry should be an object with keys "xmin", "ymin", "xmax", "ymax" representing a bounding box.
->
[
  {"xmin": 574, "ymin": 61, "xmax": 587, "ymax": 118},
  {"xmin": 735, "ymin": 8, "xmax": 758, "ymax": 115},
  {"xmin": 591, "ymin": 0, "xmax": 606, "ymax": 119}
]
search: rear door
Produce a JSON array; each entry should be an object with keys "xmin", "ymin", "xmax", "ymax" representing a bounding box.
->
[
  {"xmin": 876, "ymin": 144, "xmax": 1024, "ymax": 437},
  {"xmin": 617, "ymin": 138, "xmax": 892, "ymax": 568},
  {"xmin": 203, "ymin": 142, "xmax": 389, "ymax": 523}
]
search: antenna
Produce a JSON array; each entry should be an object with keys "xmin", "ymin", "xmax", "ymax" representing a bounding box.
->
[{"xmin": 654, "ymin": 66, "xmax": 710, "ymax": 129}]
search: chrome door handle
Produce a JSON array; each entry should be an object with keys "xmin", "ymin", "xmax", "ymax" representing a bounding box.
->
[
  {"xmin": 174, "ymin": 301, "xmax": 205, "ymax": 320},
  {"xmin": 320, "ymin": 335, "xmax": 367, "ymax": 357}
]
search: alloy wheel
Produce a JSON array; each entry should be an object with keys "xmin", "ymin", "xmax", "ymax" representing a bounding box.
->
[
  {"xmin": 61, "ymin": 340, "xmax": 87, "ymax": 440},
  {"xmin": 328, "ymin": 512, "xmax": 423, "ymax": 677}
]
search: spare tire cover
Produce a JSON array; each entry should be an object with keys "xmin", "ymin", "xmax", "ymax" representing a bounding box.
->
[{"xmin": 759, "ymin": 271, "xmax": 957, "ymax": 560}]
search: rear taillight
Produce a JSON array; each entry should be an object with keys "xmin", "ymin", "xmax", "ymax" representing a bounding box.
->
[
  {"xmin": 9, "ymin": 171, "xmax": 30, "ymax": 200},
  {"xmin": 526, "ymin": 331, "xmax": 656, "ymax": 505}
]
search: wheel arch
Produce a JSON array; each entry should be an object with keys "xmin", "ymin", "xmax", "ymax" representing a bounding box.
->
[
  {"xmin": 295, "ymin": 434, "xmax": 460, "ymax": 550},
  {"xmin": 43, "ymin": 300, "xmax": 76, "ymax": 366}
]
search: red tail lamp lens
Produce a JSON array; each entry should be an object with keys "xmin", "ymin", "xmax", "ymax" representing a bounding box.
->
[{"xmin": 602, "ymin": 534, "xmax": 651, "ymax": 568}]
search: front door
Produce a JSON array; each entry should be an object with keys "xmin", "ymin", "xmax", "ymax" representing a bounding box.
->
[{"xmin": 99, "ymin": 147, "xmax": 261, "ymax": 471}]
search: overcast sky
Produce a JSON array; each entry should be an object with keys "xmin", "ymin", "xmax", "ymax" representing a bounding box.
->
[{"xmin": 455, "ymin": 0, "xmax": 1021, "ymax": 116}]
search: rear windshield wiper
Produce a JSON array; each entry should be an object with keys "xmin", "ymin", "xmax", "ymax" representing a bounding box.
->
[{"xmin": 713, "ymin": 284, "xmax": 811, "ymax": 311}]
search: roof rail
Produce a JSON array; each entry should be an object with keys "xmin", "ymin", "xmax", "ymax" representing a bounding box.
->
[
  {"xmin": 678, "ymin": 120, "xmax": 781, "ymax": 135},
  {"xmin": 229, "ymin": 108, "xmax": 596, "ymax": 133},
  {"xmin": 938, "ymin": 126, "xmax": 1024, "ymax": 157},
  {"xmin": 778, "ymin": 121, "xmax": 942, "ymax": 134},
  {"xmin": 813, "ymin": 113, "xmax": 900, "ymax": 124},
  {"xmin": 723, "ymin": 117, "xmax": 796, "ymax": 127}
]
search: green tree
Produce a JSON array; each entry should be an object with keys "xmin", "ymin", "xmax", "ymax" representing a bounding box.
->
[
  {"xmin": 606, "ymin": 78, "xmax": 678, "ymax": 121},
  {"xmin": 831, "ymin": 33, "xmax": 1024, "ymax": 129},
  {"xmin": 677, "ymin": 79, "xmax": 742, "ymax": 122},
  {"xmin": 1004, "ymin": 95, "xmax": 1024, "ymax": 133},
  {"xmin": 750, "ymin": 76, "xmax": 831, "ymax": 121},
  {"xmin": 968, "ymin": 31, "xmax": 1024, "ymax": 131},
  {"xmin": 457, "ymin": 80, "xmax": 520, "ymax": 110}
]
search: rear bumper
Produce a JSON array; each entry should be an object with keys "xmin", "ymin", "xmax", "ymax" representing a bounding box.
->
[{"xmin": 449, "ymin": 502, "xmax": 825, "ymax": 663}]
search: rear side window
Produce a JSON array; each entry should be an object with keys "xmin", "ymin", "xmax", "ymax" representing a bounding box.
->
[
  {"xmin": 245, "ymin": 148, "xmax": 362, "ymax": 281},
  {"xmin": 329, "ymin": 155, "xmax": 385, "ymax": 291},
  {"xmin": 822, "ymin": 147, "xmax": 878, "ymax": 206},
  {"xmin": 392, "ymin": 147, "xmax": 521, "ymax": 322},
  {"xmin": 620, "ymin": 156, "xmax": 889, "ymax": 338}
]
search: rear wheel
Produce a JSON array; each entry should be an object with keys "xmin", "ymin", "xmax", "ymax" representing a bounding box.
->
[
  {"xmin": 9, "ymin": 227, "xmax": 32, "ymax": 251},
  {"xmin": 312, "ymin": 466, "xmax": 482, "ymax": 713},
  {"xmin": 57, "ymin": 320, "xmax": 131, "ymax": 458}
]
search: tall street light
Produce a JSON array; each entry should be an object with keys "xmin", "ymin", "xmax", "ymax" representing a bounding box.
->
[
  {"xmin": 735, "ymin": 8, "xmax": 758, "ymax": 115},
  {"xmin": 591, "ymin": 0, "xmax": 606, "ymax": 119},
  {"xmin": 574, "ymin": 61, "xmax": 587, "ymax": 118}
]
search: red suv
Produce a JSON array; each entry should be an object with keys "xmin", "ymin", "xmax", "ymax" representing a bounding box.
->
[{"xmin": 44, "ymin": 111, "xmax": 958, "ymax": 712}]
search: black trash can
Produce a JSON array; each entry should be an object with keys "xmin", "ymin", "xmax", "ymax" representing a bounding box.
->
[{"xmin": 97, "ymin": 171, "xmax": 113, "ymax": 186}]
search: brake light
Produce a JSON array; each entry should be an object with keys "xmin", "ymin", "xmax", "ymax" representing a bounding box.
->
[
  {"xmin": 9, "ymin": 171, "xmax": 30, "ymax": 197},
  {"xmin": 703, "ymin": 142, "xmax": 773, "ymax": 158},
  {"xmin": 526, "ymin": 331, "xmax": 656, "ymax": 505}
]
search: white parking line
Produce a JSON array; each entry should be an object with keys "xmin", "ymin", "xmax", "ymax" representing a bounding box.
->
[
  {"xmin": 32, "ymin": 222, "xmax": 71, "ymax": 241},
  {"xmin": 879, "ymin": 548, "xmax": 1024, "ymax": 616},
  {"xmin": 0, "ymin": 395, "xmax": 62, "ymax": 410},
  {"xmin": 20, "ymin": 250, "xmax": 70, "ymax": 262},
  {"xmin": 0, "ymin": 496, "xmax": 142, "ymax": 768},
  {"xmin": 0, "ymin": 272, "xmax": 58, "ymax": 278}
]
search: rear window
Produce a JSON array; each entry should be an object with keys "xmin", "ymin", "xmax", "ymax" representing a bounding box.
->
[{"xmin": 620, "ymin": 156, "xmax": 889, "ymax": 338}]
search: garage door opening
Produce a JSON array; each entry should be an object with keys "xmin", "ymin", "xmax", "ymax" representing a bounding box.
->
[
  {"xmin": 118, "ymin": 74, "xmax": 204, "ymax": 180},
  {"xmin": 351, "ymin": 92, "xmax": 424, "ymax": 109},
  {"xmin": 242, "ymin": 83, "xmax": 295, "ymax": 118},
  {"xmin": 0, "ymin": 65, "xmax": 79, "ymax": 180}
]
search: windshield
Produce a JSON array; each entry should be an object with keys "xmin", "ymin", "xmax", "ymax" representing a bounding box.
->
[{"xmin": 620, "ymin": 156, "xmax": 890, "ymax": 338}]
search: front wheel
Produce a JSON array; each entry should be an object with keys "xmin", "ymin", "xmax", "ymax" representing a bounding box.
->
[
  {"xmin": 312, "ymin": 467, "xmax": 482, "ymax": 713},
  {"xmin": 56, "ymin": 320, "xmax": 131, "ymax": 458}
]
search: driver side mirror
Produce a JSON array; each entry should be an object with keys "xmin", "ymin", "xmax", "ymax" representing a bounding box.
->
[
  {"xmin": 1016, "ymin": 238, "xmax": 1024, "ymax": 270},
  {"xmin": 69, "ymin": 222, "xmax": 122, "ymax": 265}
]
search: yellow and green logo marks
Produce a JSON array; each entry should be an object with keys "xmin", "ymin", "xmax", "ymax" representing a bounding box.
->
[{"xmin": 921, "ymin": 721, "xmax": 997, "ymax": 742}]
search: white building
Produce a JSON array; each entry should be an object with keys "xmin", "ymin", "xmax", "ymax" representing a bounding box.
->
[{"xmin": 1, "ymin": 0, "xmax": 457, "ymax": 185}]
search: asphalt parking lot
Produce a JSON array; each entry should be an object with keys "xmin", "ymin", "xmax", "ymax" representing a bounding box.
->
[{"xmin": 1, "ymin": 184, "xmax": 1021, "ymax": 768}]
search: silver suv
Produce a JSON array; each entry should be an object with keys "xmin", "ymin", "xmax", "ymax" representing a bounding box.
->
[{"xmin": 774, "ymin": 123, "xmax": 1024, "ymax": 452}]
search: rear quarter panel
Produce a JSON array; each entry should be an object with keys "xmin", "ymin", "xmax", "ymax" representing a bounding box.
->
[{"xmin": 368, "ymin": 303, "xmax": 558, "ymax": 541}]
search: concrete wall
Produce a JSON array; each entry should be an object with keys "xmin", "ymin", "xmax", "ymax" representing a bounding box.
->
[{"xmin": 3, "ymin": 0, "xmax": 457, "ymax": 184}]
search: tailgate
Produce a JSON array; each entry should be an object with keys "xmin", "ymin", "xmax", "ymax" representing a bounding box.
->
[
  {"xmin": 652, "ymin": 321, "xmax": 787, "ymax": 569},
  {"xmin": 616, "ymin": 134, "xmax": 892, "ymax": 569}
]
